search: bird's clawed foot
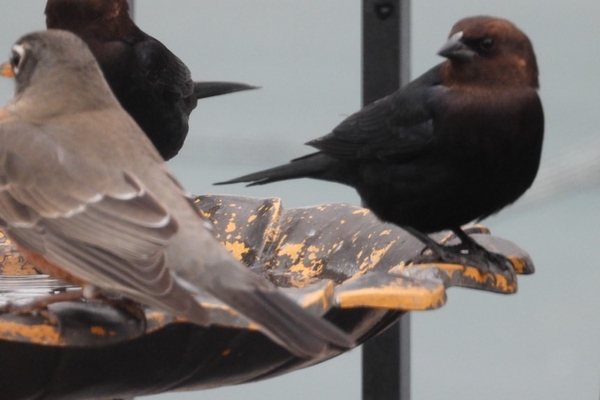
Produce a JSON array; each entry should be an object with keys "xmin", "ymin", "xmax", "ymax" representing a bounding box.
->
[{"xmin": 405, "ymin": 226, "xmax": 513, "ymax": 274}]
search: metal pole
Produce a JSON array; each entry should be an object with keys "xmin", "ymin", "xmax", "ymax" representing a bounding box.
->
[
  {"xmin": 127, "ymin": 0, "xmax": 135, "ymax": 18},
  {"xmin": 361, "ymin": 1, "xmax": 411, "ymax": 400}
]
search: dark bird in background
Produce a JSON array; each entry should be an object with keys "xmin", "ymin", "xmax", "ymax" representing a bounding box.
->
[
  {"xmin": 217, "ymin": 16, "xmax": 544, "ymax": 268},
  {"xmin": 45, "ymin": 0, "xmax": 257, "ymax": 160},
  {"xmin": 0, "ymin": 30, "xmax": 353, "ymax": 357}
]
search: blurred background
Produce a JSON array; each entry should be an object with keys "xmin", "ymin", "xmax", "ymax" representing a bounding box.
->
[{"xmin": 0, "ymin": 1, "xmax": 598, "ymax": 399}]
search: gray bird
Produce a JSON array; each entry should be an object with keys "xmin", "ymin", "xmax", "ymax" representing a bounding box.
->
[{"xmin": 0, "ymin": 30, "xmax": 353, "ymax": 357}]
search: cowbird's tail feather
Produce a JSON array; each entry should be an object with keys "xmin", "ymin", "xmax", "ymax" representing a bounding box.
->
[
  {"xmin": 193, "ymin": 81, "xmax": 259, "ymax": 100},
  {"xmin": 215, "ymin": 152, "xmax": 335, "ymax": 186}
]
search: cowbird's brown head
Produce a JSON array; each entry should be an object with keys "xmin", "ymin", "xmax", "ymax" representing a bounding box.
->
[
  {"xmin": 45, "ymin": 0, "xmax": 134, "ymax": 40},
  {"xmin": 438, "ymin": 16, "xmax": 539, "ymax": 88}
]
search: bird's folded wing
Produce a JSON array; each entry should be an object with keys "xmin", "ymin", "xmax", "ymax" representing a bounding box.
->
[
  {"xmin": 134, "ymin": 36, "xmax": 193, "ymax": 100},
  {"xmin": 307, "ymin": 65, "xmax": 444, "ymax": 160},
  {"xmin": 0, "ymin": 121, "xmax": 178, "ymax": 295}
]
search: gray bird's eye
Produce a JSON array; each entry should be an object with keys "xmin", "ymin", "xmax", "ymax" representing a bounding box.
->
[{"xmin": 10, "ymin": 44, "xmax": 25, "ymax": 75}]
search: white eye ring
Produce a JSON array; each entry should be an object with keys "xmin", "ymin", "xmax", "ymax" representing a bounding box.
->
[{"xmin": 11, "ymin": 44, "xmax": 26, "ymax": 75}]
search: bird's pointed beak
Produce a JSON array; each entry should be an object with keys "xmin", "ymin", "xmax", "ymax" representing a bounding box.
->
[
  {"xmin": 194, "ymin": 81, "xmax": 259, "ymax": 100},
  {"xmin": 0, "ymin": 62, "xmax": 14, "ymax": 78},
  {"xmin": 437, "ymin": 31, "xmax": 475, "ymax": 63}
]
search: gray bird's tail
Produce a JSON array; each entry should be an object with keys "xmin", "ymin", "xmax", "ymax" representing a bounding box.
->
[
  {"xmin": 172, "ymin": 230, "xmax": 354, "ymax": 358},
  {"xmin": 215, "ymin": 152, "xmax": 338, "ymax": 186},
  {"xmin": 212, "ymin": 282, "xmax": 355, "ymax": 358}
]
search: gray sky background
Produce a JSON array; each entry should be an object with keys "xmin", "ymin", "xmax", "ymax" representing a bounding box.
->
[{"xmin": 0, "ymin": 1, "xmax": 598, "ymax": 399}]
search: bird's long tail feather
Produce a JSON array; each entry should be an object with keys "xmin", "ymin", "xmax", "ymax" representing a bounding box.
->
[
  {"xmin": 215, "ymin": 152, "xmax": 335, "ymax": 186},
  {"xmin": 213, "ymin": 283, "xmax": 354, "ymax": 358},
  {"xmin": 193, "ymin": 81, "xmax": 259, "ymax": 100}
]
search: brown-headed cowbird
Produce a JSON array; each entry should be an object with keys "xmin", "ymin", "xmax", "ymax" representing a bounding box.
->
[
  {"xmin": 45, "ymin": 0, "xmax": 257, "ymax": 160},
  {"xmin": 0, "ymin": 30, "xmax": 353, "ymax": 357},
  {"xmin": 217, "ymin": 16, "xmax": 544, "ymax": 269}
]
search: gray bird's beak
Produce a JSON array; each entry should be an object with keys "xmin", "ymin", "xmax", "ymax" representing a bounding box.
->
[
  {"xmin": 194, "ymin": 81, "xmax": 259, "ymax": 100},
  {"xmin": 437, "ymin": 31, "xmax": 475, "ymax": 63},
  {"xmin": 0, "ymin": 62, "xmax": 15, "ymax": 78}
]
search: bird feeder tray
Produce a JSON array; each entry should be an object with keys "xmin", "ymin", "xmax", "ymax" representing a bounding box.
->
[{"xmin": 0, "ymin": 194, "xmax": 534, "ymax": 399}]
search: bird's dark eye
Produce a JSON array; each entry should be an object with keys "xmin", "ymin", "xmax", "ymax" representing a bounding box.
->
[
  {"xmin": 10, "ymin": 53, "xmax": 21, "ymax": 69},
  {"xmin": 479, "ymin": 37, "xmax": 494, "ymax": 52},
  {"xmin": 10, "ymin": 45, "xmax": 26, "ymax": 75}
]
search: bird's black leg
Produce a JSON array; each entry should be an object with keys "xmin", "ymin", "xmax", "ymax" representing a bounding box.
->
[
  {"xmin": 404, "ymin": 226, "xmax": 474, "ymax": 266},
  {"xmin": 403, "ymin": 226, "xmax": 449, "ymax": 250},
  {"xmin": 450, "ymin": 228, "xmax": 512, "ymax": 271},
  {"xmin": 404, "ymin": 226, "xmax": 512, "ymax": 272}
]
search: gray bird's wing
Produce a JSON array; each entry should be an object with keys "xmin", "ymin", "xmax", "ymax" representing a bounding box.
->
[{"xmin": 0, "ymin": 117, "xmax": 205, "ymax": 321}]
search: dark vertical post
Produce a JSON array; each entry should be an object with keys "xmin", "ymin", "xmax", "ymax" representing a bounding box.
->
[
  {"xmin": 362, "ymin": 0, "xmax": 410, "ymax": 103},
  {"xmin": 127, "ymin": 0, "xmax": 135, "ymax": 18},
  {"xmin": 361, "ymin": 1, "xmax": 411, "ymax": 400}
]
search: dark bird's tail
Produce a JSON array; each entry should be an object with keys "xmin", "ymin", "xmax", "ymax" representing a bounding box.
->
[
  {"xmin": 193, "ymin": 81, "xmax": 259, "ymax": 100},
  {"xmin": 215, "ymin": 152, "xmax": 340, "ymax": 186}
]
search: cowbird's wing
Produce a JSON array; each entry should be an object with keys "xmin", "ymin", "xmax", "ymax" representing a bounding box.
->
[
  {"xmin": 133, "ymin": 34, "xmax": 194, "ymax": 101},
  {"xmin": 308, "ymin": 65, "xmax": 444, "ymax": 161}
]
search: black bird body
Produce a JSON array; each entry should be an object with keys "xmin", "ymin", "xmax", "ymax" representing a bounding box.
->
[
  {"xmin": 218, "ymin": 16, "xmax": 544, "ymax": 243},
  {"xmin": 46, "ymin": 0, "xmax": 256, "ymax": 160}
]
